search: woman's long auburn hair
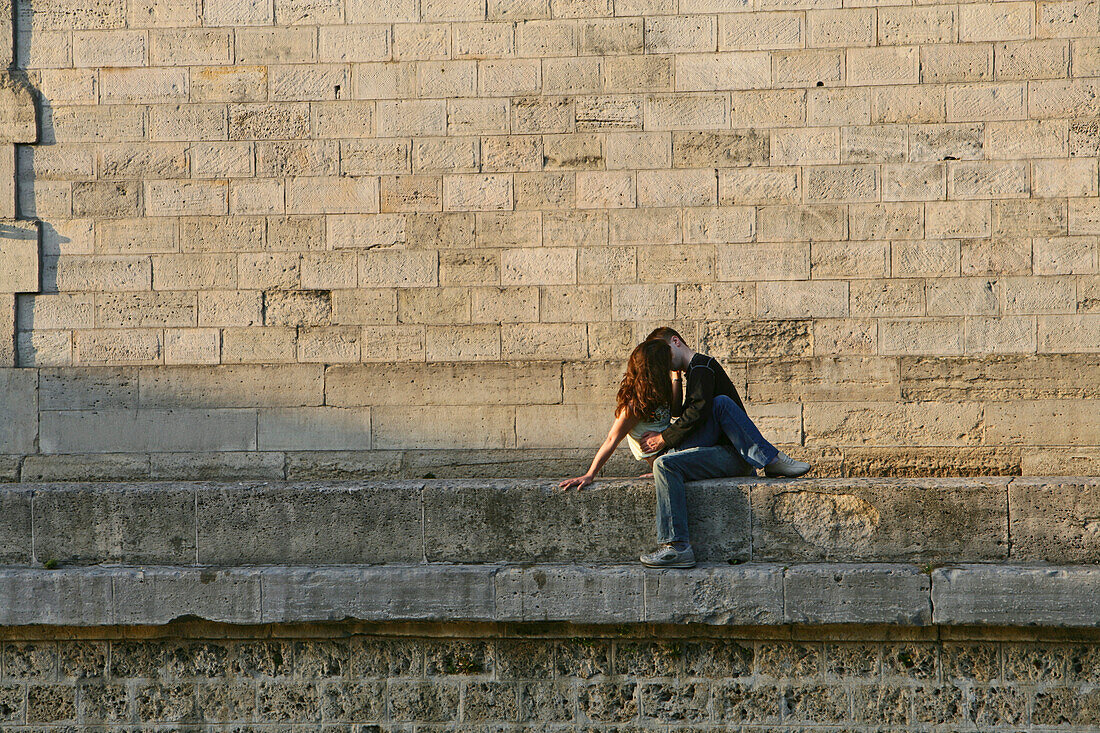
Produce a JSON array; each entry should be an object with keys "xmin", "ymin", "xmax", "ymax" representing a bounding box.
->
[{"xmin": 615, "ymin": 339, "xmax": 673, "ymax": 421}]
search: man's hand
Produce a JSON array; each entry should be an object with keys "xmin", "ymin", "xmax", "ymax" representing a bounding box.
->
[
  {"xmin": 559, "ymin": 474, "xmax": 594, "ymax": 490},
  {"xmin": 640, "ymin": 431, "xmax": 665, "ymax": 453}
]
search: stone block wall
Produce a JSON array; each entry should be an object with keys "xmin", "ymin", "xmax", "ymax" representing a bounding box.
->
[
  {"xmin": 4, "ymin": 0, "xmax": 1100, "ymax": 479},
  {"xmin": 1, "ymin": 623, "xmax": 1100, "ymax": 729}
]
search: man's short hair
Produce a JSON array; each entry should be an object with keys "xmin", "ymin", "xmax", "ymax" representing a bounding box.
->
[{"xmin": 646, "ymin": 326, "xmax": 688, "ymax": 347}]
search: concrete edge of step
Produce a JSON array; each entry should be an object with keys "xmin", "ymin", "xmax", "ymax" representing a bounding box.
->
[{"xmin": 0, "ymin": 562, "xmax": 1097, "ymax": 628}]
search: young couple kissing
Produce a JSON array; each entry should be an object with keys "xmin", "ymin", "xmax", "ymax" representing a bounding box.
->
[{"xmin": 559, "ymin": 327, "xmax": 811, "ymax": 569}]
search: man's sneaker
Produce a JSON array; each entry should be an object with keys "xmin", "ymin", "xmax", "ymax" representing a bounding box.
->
[
  {"xmin": 764, "ymin": 451, "xmax": 812, "ymax": 478},
  {"xmin": 640, "ymin": 544, "xmax": 696, "ymax": 568}
]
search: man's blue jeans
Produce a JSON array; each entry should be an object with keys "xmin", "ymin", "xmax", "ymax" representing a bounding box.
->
[{"xmin": 653, "ymin": 395, "xmax": 780, "ymax": 544}]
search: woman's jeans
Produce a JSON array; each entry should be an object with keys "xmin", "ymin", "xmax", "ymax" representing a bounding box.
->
[{"xmin": 653, "ymin": 395, "xmax": 780, "ymax": 545}]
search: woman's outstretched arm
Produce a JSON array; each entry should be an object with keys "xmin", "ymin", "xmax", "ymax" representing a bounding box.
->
[{"xmin": 559, "ymin": 409, "xmax": 637, "ymax": 490}]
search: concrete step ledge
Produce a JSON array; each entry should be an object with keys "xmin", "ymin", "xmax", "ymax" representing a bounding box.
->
[
  {"xmin": 3, "ymin": 476, "xmax": 1099, "ymax": 565},
  {"xmin": 932, "ymin": 564, "xmax": 1100, "ymax": 627},
  {"xmin": 2, "ymin": 562, "xmax": 1097, "ymax": 628}
]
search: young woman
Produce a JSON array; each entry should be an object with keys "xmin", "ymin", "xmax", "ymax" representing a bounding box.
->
[{"xmin": 558, "ymin": 338, "xmax": 682, "ymax": 490}]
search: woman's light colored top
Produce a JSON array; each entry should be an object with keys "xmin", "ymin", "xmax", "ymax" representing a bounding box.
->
[{"xmin": 626, "ymin": 405, "xmax": 671, "ymax": 461}]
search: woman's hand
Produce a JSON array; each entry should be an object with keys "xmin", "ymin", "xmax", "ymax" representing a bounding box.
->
[
  {"xmin": 640, "ymin": 430, "xmax": 666, "ymax": 453},
  {"xmin": 559, "ymin": 474, "xmax": 594, "ymax": 490}
]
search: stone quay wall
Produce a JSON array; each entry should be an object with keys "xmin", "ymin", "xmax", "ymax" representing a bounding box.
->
[
  {"xmin": 0, "ymin": 474, "xmax": 1098, "ymax": 729},
  {"xmin": 2, "ymin": 0, "xmax": 1100, "ymax": 480},
  {"xmin": 2, "ymin": 623, "xmax": 1100, "ymax": 730}
]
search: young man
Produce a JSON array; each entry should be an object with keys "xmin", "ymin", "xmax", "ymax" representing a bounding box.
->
[{"xmin": 638, "ymin": 327, "xmax": 811, "ymax": 568}]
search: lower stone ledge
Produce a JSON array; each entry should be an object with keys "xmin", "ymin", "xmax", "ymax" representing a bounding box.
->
[
  {"xmin": 932, "ymin": 564, "xmax": 1100, "ymax": 627},
  {"xmin": 3, "ymin": 562, "xmax": 1096, "ymax": 628}
]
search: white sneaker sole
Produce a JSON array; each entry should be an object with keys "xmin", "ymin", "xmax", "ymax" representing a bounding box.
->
[
  {"xmin": 639, "ymin": 557, "xmax": 697, "ymax": 568},
  {"xmin": 765, "ymin": 464, "xmax": 812, "ymax": 478}
]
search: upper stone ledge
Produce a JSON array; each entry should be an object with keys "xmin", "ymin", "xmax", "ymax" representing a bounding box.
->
[{"xmin": 1, "ymin": 477, "xmax": 1098, "ymax": 567}]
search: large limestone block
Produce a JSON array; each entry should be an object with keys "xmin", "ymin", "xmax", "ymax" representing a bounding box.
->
[
  {"xmin": 38, "ymin": 366, "xmax": 139, "ymax": 409},
  {"xmin": 138, "ymin": 364, "xmax": 324, "ymax": 408},
  {"xmin": 1021, "ymin": 448, "xmax": 1100, "ymax": 476},
  {"xmin": 0, "ymin": 485, "xmax": 30, "ymax": 563},
  {"xmin": 1039, "ymin": 314, "xmax": 1100, "ymax": 353},
  {"xmin": 495, "ymin": 565, "xmax": 643, "ymax": 623},
  {"xmin": 932, "ymin": 565, "xmax": 1100, "ymax": 626},
  {"xmin": 0, "ymin": 77, "xmax": 36, "ymax": 143},
  {"xmin": 39, "ymin": 408, "xmax": 258, "ymax": 453},
  {"xmin": 150, "ymin": 451, "xmax": 285, "ymax": 480},
  {"xmin": 751, "ymin": 477, "xmax": 1009, "ymax": 562},
  {"xmin": 17, "ymin": 293, "xmax": 95, "ymax": 331},
  {"xmin": 112, "ymin": 567, "xmax": 262, "ymax": 625},
  {"xmin": 0, "ymin": 368, "xmax": 36, "ymax": 453},
  {"xmin": 0, "ymin": 145, "xmax": 13, "ymax": 219},
  {"xmin": 372, "ymin": 405, "xmax": 516, "ymax": 449},
  {"xmin": 285, "ymin": 449, "xmax": 405, "ymax": 480},
  {"xmin": 901, "ymin": 354, "xmax": 1100, "ymax": 400},
  {"xmin": 803, "ymin": 401, "xmax": 984, "ymax": 447},
  {"xmin": 700, "ymin": 319, "xmax": 812, "ymax": 359},
  {"xmin": 21, "ymin": 453, "xmax": 152, "ymax": 481},
  {"xmin": 563, "ymin": 360, "xmax": 635, "ymax": 404},
  {"xmin": 502, "ymin": 322, "xmax": 590, "ymax": 360},
  {"xmin": 281, "ymin": 326, "xmax": 361, "ymax": 363},
  {"xmin": 257, "ymin": 407, "xmax": 371, "ymax": 451},
  {"xmin": 0, "ymin": 292, "xmax": 12, "ymax": 366},
  {"xmin": 325, "ymin": 361, "xmax": 562, "ymax": 407},
  {"xmin": 45, "ymin": 254, "xmax": 150, "ymax": 292},
  {"xmin": 644, "ymin": 564, "xmax": 784, "ymax": 625},
  {"xmin": 196, "ymin": 481, "xmax": 424, "ymax": 564},
  {"xmin": 746, "ymin": 356, "xmax": 900, "ymax": 402},
  {"xmin": 423, "ymin": 479, "xmax": 655, "ymax": 564},
  {"xmin": 0, "ymin": 568, "xmax": 112, "ymax": 626},
  {"xmin": 784, "ymin": 563, "xmax": 931, "ymax": 625},
  {"xmin": 985, "ymin": 400, "xmax": 1100, "ymax": 446},
  {"xmin": 0, "ymin": 454, "xmax": 17, "ymax": 481},
  {"xmin": 401, "ymin": 447, "xmax": 637, "ymax": 481},
  {"xmin": 33, "ymin": 483, "xmax": 196, "ymax": 565},
  {"xmin": 93, "ymin": 291, "xmax": 197, "ymax": 329},
  {"xmin": 1009, "ymin": 477, "xmax": 1100, "ymax": 562},
  {"xmin": 261, "ymin": 565, "xmax": 495, "ymax": 623},
  {"xmin": 839, "ymin": 446, "xmax": 1022, "ymax": 478},
  {"xmin": 0, "ymin": 566, "xmax": 260, "ymax": 625},
  {"xmin": 0, "ymin": 221, "xmax": 39, "ymax": 292},
  {"xmin": 297, "ymin": 442, "xmax": 638, "ymax": 482},
  {"xmin": 72, "ymin": 329, "xmax": 162, "ymax": 366},
  {"xmin": 515, "ymin": 403, "xmax": 618, "ymax": 449},
  {"xmin": 0, "ymin": 2, "xmax": 9, "ymax": 63}
]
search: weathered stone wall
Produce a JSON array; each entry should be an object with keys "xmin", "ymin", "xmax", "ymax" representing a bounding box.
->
[
  {"xmin": 4, "ymin": 0, "xmax": 1100, "ymax": 479},
  {"xmin": 1, "ymin": 622, "xmax": 1100, "ymax": 729},
  {"xmin": 6, "ymin": 478, "xmax": 1100, "ymax": 629}
]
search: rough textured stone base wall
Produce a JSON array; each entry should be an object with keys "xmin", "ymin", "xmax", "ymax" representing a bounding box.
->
[
  {"xmin": 6, "ymin": 0, "xmax": 1100, "ymax": 477},
  {"xmin": 2, "ymin": 622, "xmax": 1100, "ymax": 729}
]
